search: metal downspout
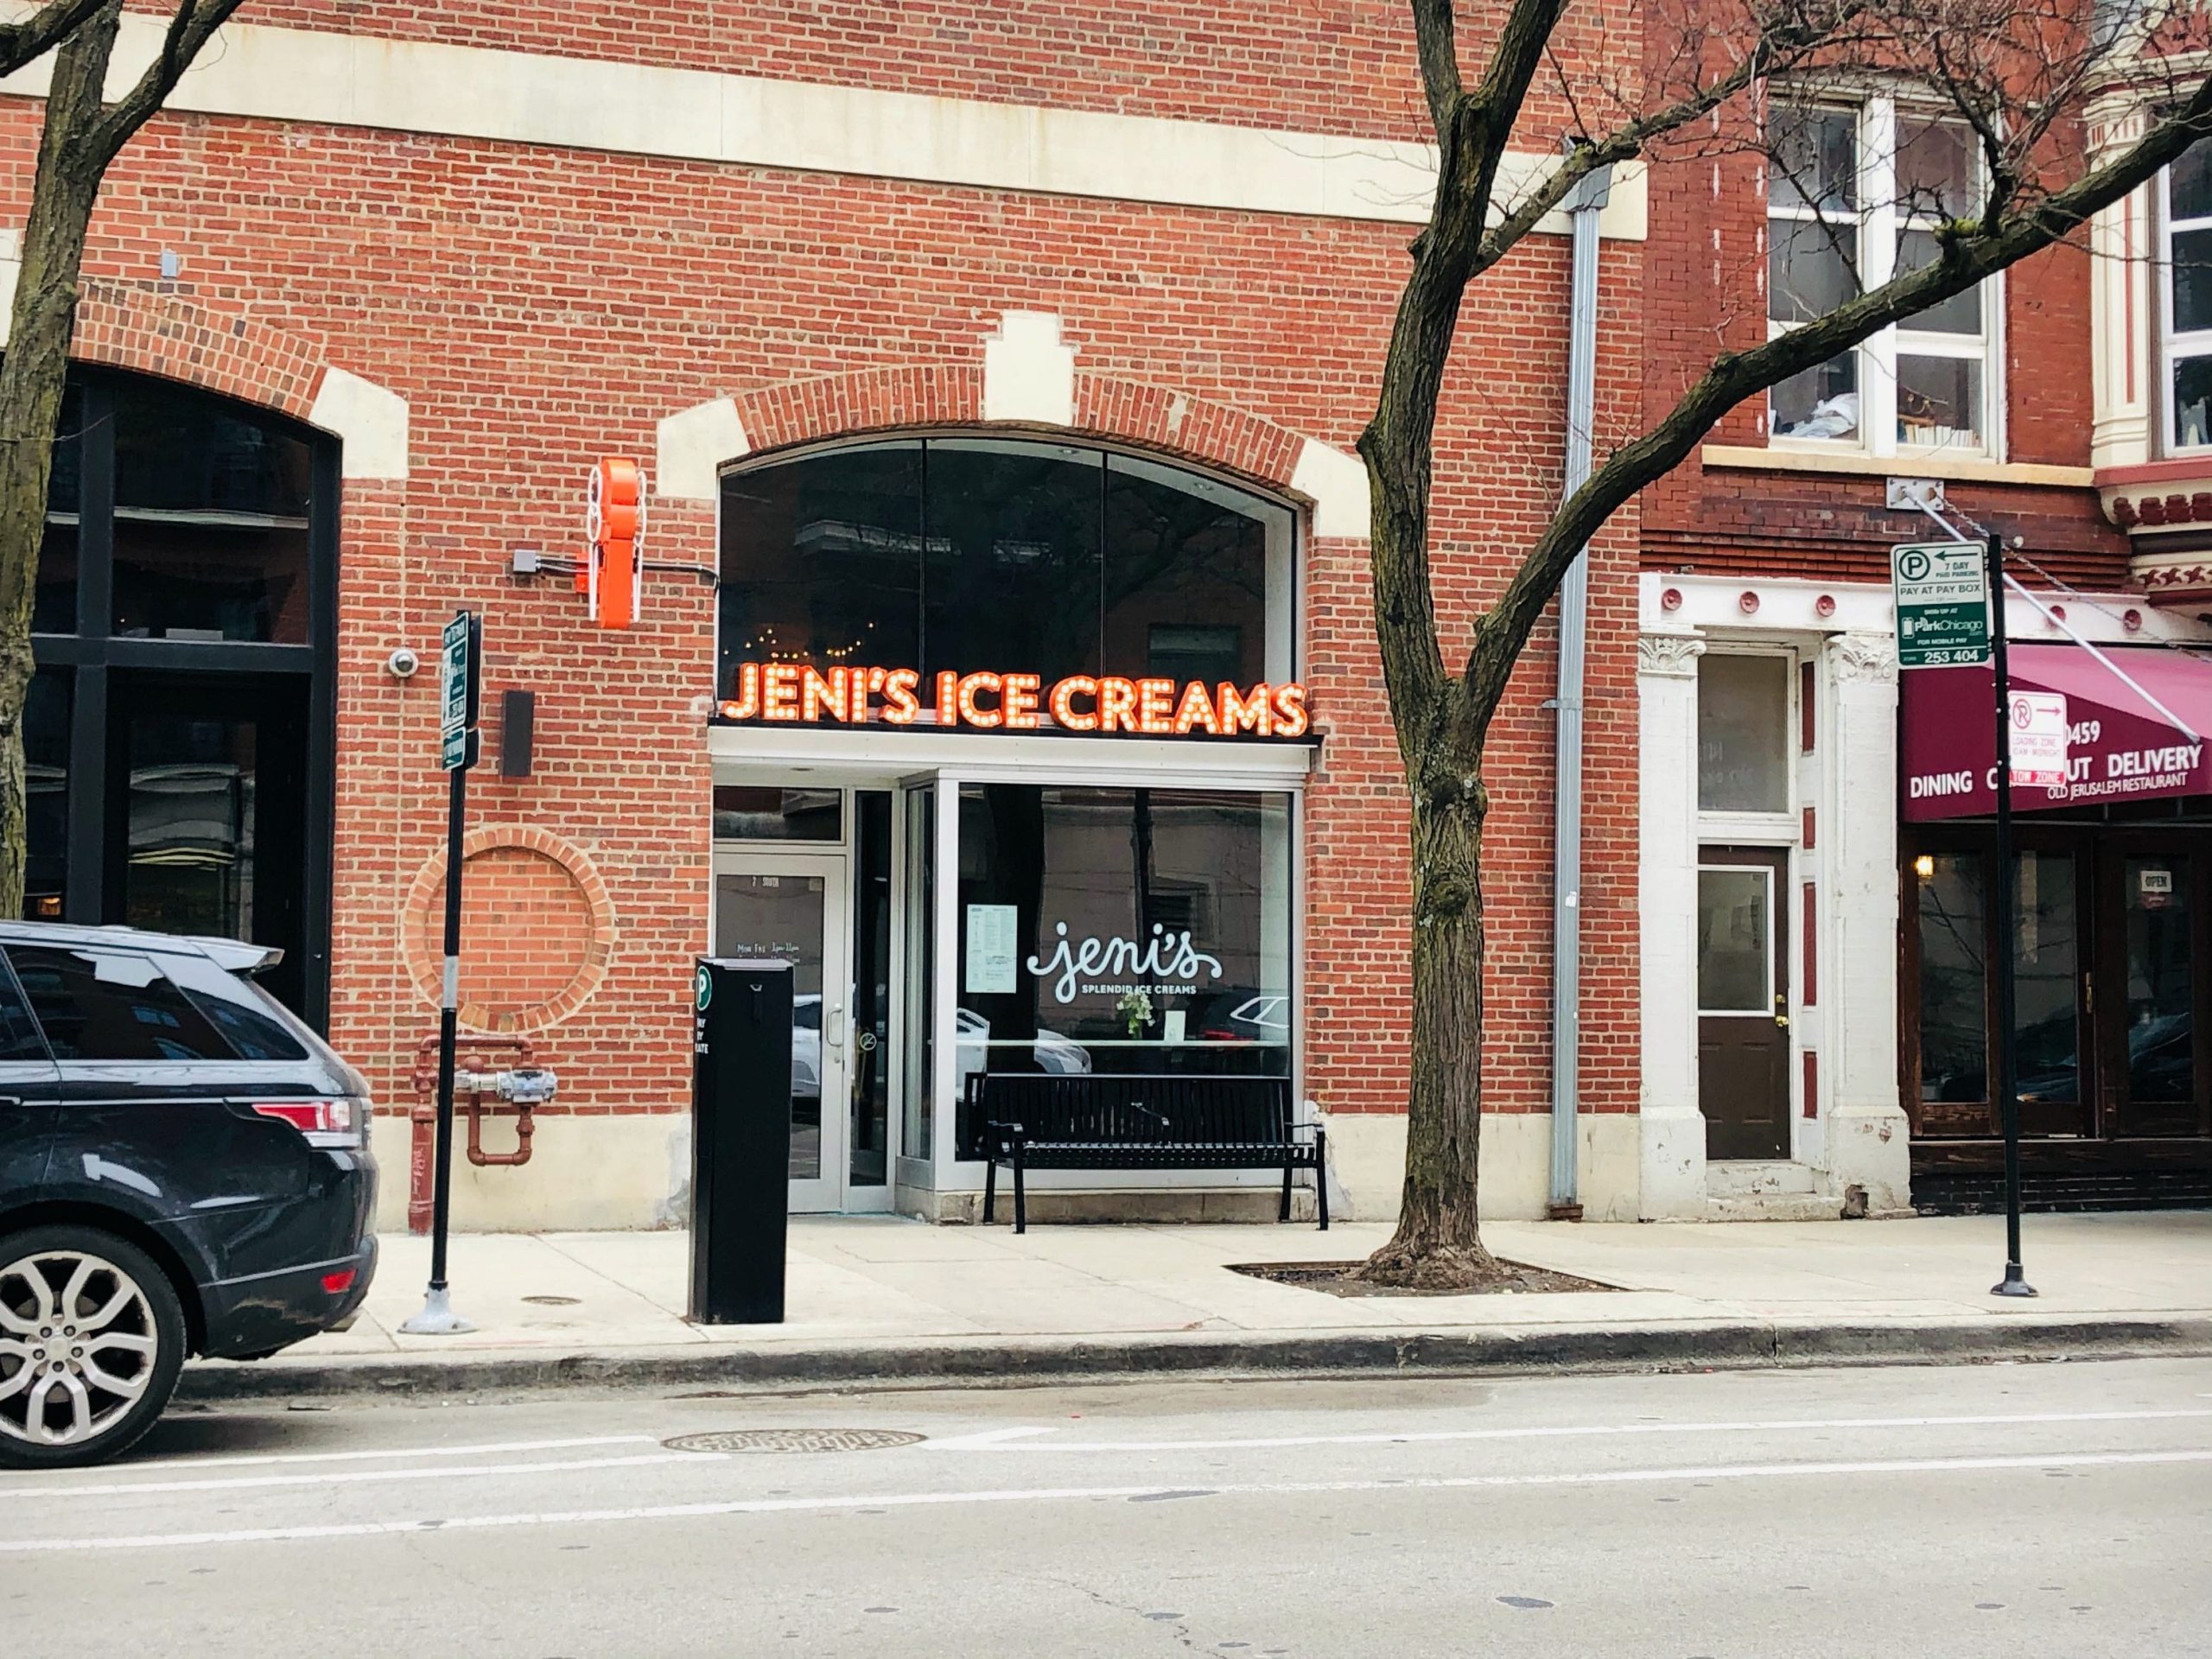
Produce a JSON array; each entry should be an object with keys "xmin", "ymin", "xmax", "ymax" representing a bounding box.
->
[{"xmin": 1548, "ymin": 156, "xmax": 1612, "ymax": 1221}]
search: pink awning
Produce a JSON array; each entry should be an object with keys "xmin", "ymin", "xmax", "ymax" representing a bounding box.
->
[{"xmin": 1900, "ymin": 645, "xmax": 2212, "ymax": 822}]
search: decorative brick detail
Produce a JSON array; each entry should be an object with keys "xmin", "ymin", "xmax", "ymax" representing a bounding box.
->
[
  {"xmin": 734, "ymin": 366, "xmax": 984, "ymax": 454},
  {"xmin": 1070, "ymin": 373, "xmax": 1306, "ymax": 487},
  {"xmin": 69, "ymin": 279, "xmax": 327, "ymax": 420},
  {"xmin": 727, "ymin": 365, "xmax": 1311, "ymax": 492},
  {"xmin": 401, "ymin": 825, "xmax": 620, "ymax": 1034}
]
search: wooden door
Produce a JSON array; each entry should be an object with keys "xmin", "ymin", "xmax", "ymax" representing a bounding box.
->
[{"xmin": 1697, "ymin": 847, "xmax": 1792, "ymax": 1159}]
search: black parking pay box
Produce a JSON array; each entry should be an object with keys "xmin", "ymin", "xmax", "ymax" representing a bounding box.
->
[{"xmin": 689, "ymin": 957, "xmax": 793, "ymax": 1325}]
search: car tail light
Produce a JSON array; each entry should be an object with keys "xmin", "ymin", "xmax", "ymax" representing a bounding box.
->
[
  {"xmin": 321, "ymin": 1268, "xmax": 358, "ymax": 1294},
  {"xmin": 251, "ymin": 1097, "xmax": 366, "ymax": 1150}
]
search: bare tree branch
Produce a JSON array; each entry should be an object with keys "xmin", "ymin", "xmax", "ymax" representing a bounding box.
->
[
  {"xmin": 1476, "ymin": 0, "xmax": 1872, "ymax": 279},
  {"xmin": 0, "ymin": 0, "xmax": 111, "ymax": 79},
  {"xmin": 1465, "ymin": 62, "xmax": 2212, "ymax": 728},
  {"xmin": 87, "ymin": 0, "xmax": 246, "ymax": 168},
  {"xmin": 1413, "ymin": 0, "xmax": 1466, "ymax": 138}
]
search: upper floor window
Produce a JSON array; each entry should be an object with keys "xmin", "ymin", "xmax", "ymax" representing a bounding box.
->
[
  {"xmin": 36, "ymin": 372, "xmax": 315, "ymax": 643},
  {"xmin": 2162, "ymin": 137, "xmax": 2212, "ymax": 449},
  {"xmin": 717, "ymin": 436, "xmax": 1297, "ymax": 715},
  {"xmin": 1765, "ymin": 98, "xmax": 1998, "ymax": 457}
]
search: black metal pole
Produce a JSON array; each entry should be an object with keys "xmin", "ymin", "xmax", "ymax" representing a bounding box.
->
[
  {"xmin": 1986, "ymin": 532, "xmax": 2036, "ymax": 1298},
  {"xmin": 429, "ymin": 759, "xmax": 467, "ymax": 1294}
]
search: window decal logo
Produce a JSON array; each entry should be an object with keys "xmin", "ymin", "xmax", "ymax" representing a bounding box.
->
[{"xmin": 1026, "ymin": 922, "xmax": 1224, "ymax": 1005}]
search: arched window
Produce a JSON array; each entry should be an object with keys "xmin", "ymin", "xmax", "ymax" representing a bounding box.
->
[
  {"xmin": 27, "ymin": 370, "xmax": 337, "ymax": 1021},
  {"xmin": 717, "ymin": 435, "xmax": 1296, "ymax": 709}
]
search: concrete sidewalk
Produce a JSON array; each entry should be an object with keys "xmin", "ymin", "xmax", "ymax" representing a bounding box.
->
[{"xmin": 183, "ymin": 1211, "xmax": 2212, "ymax": 1399}]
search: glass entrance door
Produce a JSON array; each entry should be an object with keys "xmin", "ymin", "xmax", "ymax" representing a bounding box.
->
[
  {"xmin": 2101, "ymin": 846, "xmax": 2205, "ymax": 1138},
  {"xmin": 713, "ymin": 850, "xmax": 851, "ymax": 1212}
]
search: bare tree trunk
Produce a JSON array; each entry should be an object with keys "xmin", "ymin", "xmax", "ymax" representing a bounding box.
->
[
  {"xmin": 1361, "ymin": 699, "xmax": 1501, "ymax": 1286},
  {"xmin": 0, "ymin": 3, "xmax": 121, "ymax": 913}
]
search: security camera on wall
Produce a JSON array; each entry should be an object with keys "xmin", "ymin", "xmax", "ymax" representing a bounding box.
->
[{"xmin": 385, "ymin": 646, "xmax": 422, "ymax": 679}]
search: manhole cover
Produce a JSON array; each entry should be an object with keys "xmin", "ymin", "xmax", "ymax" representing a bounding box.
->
[
  {"xmin": 522, "ymin": 1294, "xmax": 581, "ymax": 1306},
  {"xmin": 663, "ymin": 1428, "xmax": 925, "ymax": 1454}
]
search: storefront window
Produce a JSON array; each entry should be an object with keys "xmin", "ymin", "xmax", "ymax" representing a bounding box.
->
[
  {"xmin": 712, "ymin": 786, "xmax": 842, "ymax": 841},
  {"xmin": 26, "ymin": 370, "xmax": 334, "ymax": 1021},
  {"xmin": 1697, "ymin": 654, "xmax": 1790, "ymax": 812},
  {"xmin": 2012, "ymin": 851, "xmax": 2080, "ymax": 1105},
  {"xmin": 902, "ymin": 786, "xmax": 936, "ymax": 1162},
  {"xmin": 953, "ymin": 785, "xmax": 1293, "ymax": 1087},
  {"xmin": 925, "ymin": 439, "xmax": 1102, "ymax": 684},
  {"xmin": 111, "ymin": 377, "xmax": 314, "ymax": 643},
  {"xmin": 718, "ymin": 442, "xmax": 922, "ymax": 677},
  {"xmin": 33, "ymin": 385, "xmax": 82, "ymax": 635},
  {"xmin": 1916, "ymin": 850, "xmax": 1986, "ymax": 1103},
  {"xmin": 22, "ymin": 672, "xmax": 69, "ymax": 919},
  {"xmin": 719, "ymin": 437, "xmax": 1294, "ymax": 706}
]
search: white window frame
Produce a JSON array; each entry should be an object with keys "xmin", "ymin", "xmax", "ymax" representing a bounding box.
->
[
  {"xmin": 1764, "ymin": 92, "xmax": 2005, "ymax": 461},
  {"xmin": 2159, "ymin": 153, "xmax": 2212, "ymax": 454}
]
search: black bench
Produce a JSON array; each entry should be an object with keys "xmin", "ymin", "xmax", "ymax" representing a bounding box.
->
[{"xmin": 961, "ymin": 1072, "xmax": 1326, "ymax": 1234}]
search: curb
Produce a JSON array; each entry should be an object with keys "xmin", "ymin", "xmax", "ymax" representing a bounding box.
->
[{"xmin": 175, "ymin": 1315, "xmax": 2212, "ymax": 1403}]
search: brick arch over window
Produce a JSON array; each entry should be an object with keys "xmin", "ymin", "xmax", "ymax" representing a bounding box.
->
[
  {"xmin": 65, "ymin": 280, "xmax": 410, "ymax": 478},
  {"xmin": 656, "ymin": 362, "xmax": 1369, "ymax": 537}
]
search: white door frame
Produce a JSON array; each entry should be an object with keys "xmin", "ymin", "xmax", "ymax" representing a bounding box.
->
[{"xmin": 712, "ymin": 846, "xmax": 855, "ymax": 1213}]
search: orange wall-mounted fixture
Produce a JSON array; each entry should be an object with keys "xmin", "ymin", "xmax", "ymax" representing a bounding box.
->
[{"xmin": 584, "ymin": 456, "xmax": 645, "ymax": 628}]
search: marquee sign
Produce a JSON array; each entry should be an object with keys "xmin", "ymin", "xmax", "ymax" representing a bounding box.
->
[{"xmin": 717, "ymin": 664, "xmax": 1312, "ymax": 738}]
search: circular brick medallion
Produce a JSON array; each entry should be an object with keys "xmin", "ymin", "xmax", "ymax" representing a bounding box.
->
[{"xmin": 403, "ymin": 826, "xmax": 618, "ymax": 1033}]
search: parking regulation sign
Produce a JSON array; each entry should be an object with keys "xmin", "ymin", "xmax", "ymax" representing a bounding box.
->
[
  {"xmin": 1891, "ymin": 542, "xmax": 1991, "ymax": 669},
  {"xmin": 439, "ymin": 610, "xmax": 481, "ymax": 772},
  {"xmin": 2010, "ymin": 690, "xmax": 2069, "ymax": 789}
]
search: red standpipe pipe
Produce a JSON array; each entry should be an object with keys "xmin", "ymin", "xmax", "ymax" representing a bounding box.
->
[{"xmin": 407, "ymin": 1034, "xmax": 537, "ymax": 1233}]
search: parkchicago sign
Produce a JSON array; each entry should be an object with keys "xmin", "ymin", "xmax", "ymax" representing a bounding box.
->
[{"xmin": 717, "ymin": 663, "xmax": 1312, "ymax": 738}]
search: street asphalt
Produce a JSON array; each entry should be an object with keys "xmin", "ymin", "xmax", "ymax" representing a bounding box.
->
[{"xmin": 8, "ymin": 1357, "xmax": 2210, "ymax": 1656}]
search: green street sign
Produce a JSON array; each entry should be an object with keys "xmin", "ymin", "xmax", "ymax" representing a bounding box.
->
[
  {"xmin": 440, "ymin": 725, "xmax": 478, "ymax": 771},
  {"xmin": 1891, "ymin": 542, "xmax": 1991, "ymax": 670},
  {"xmin": 440, "ymin": 610, "xmax": 481, "ymax": 772}
]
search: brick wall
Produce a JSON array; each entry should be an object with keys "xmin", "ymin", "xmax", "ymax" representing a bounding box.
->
[
  {"xmin": 0, "ymin": 4, "xmax": 1645, "ymax": 1160},
  {"xmin": 1638, "ymin": 107, "xmax": 2130, "ymax": 589},
  {"xmin": 181, "ymin": 0, "xmax": 1632, "ymax": 147}
]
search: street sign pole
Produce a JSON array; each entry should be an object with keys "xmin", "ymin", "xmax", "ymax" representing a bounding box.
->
[
  {"xmin": 402, "ymin": 611, "xmax": 482, "ymax": 1337},
  {"xmin": 1984, "ymin": 535, "xmax": 2036, "ymax": 1299}
]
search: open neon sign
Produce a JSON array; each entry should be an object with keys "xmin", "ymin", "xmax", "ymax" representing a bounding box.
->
[{"xmin": 719, "ymin": 664, "xmax": 1311, "ymax": 738}]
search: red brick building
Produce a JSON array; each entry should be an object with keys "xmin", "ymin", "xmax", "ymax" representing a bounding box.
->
[
  {"xmin": 4, "ymin": 3, "xmax": 1654, "ymax": 1230},
  {"xmin": 1637, "ymin": 80, "xmax": 2212, "ymax": 1217}
]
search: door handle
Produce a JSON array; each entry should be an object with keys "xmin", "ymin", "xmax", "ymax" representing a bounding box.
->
[
  {"xmin": 0, "ymin": 1096, "xmax": 22, "ymax": 1108},
  {"xmin": 826, "ymin": 1004, "xmax": 846, "ymax": 1046},
  {"xmin": 1774, "ymin": 996, "xmax": 1790, "ymax": 1029}
]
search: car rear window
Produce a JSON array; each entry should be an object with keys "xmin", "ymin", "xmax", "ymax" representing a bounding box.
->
[
  {"xmin": 157, "ymin": 951, "xmax": 312, "ymax": 1062},
  {"xmin": 6, "ymin": 946, "xmax": 237, "ymax": 1062},
  {"xmin": 0, "ymin": 957, "xmax": 48, "ymax": 1063}
]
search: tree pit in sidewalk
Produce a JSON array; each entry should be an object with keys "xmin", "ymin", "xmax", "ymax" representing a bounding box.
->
[{"xmin": 1227, "ymin": 1260, "xmax": 1619, "ymax": 1298}]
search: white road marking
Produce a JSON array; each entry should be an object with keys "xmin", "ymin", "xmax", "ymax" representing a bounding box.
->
[
  {"xmin": 0, "ymin": 1451, "xmax": 712, "ymax": 1501},
  {"xmin": 919, "ymin": 1427, "xmax": 1057, "ymax": 1451},
  {"xmin": 6, "ymin": 1446, "xmax": 2208, "ymax": 1554},
  {"xmin": 917, "ymin": 1408, "xmax": 2212, "ymax": 1454},
  {"xmin": 85, "ymin": 1434, "xmax": 658, "ymax": 1476}
]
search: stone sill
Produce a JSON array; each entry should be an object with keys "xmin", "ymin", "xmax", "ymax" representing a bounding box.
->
[{"xmin": 1701, "ymin": 444, "xmax": 2094, "ymax": 489}]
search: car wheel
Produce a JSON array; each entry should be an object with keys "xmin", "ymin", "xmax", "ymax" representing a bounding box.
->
[{"xmin": 0, "ymin": 1226, "xmax": 187, "ymax": 1470}]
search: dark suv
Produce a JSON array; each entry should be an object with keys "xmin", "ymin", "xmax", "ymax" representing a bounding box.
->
[{"xmin": 0, "ymin": 922, "xmax": 377, "ymax": 1468}]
